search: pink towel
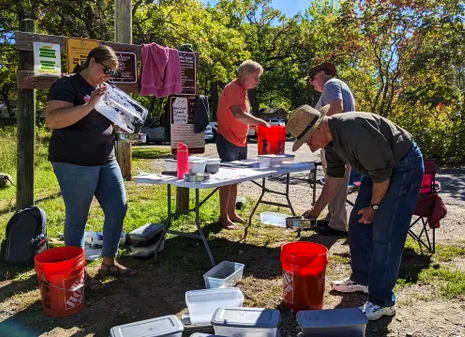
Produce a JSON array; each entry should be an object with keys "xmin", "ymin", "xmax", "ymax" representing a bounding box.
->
[{"xmin": 140, "ymin": 43, "xmax": 182, "ymax": 97}]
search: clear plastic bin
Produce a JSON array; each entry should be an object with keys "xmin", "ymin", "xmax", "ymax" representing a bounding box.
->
[
  {"xmin": 94, "ymin": 85, "xmax": 148, "ymax": 133},
  {"xmin": 212, "ymin": 307, "xmax": 281, "ymax": 337},
  {"xmin": 110, "ymin": 315, "xmax": 183, "ymax": 337},
  {"xmin": 258, "ymin": 154, "xmax": 295, "ymax": 168},
  {"xmin": 296, "ymin": 308, "xmax": 368, "ymax": 337},
  {"xmin": 203, "ymin": 261, "xmax": 245, "ymax": 288},
  {"xmin": 260, "ymin": 212, "xmax": 288, "ymax": 227},
  {"xmin": 185, "ymin": 288, "xmax": 244, "ymax": 325}
]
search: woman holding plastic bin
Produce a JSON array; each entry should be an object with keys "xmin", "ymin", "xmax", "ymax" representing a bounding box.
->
[
  {"xmin": 45, "ymin": 45, "xmax": 136, "ymax": 277},
  {"xmin": 216, "ymin": 60, "xmax": 270, "ymax": 230}
]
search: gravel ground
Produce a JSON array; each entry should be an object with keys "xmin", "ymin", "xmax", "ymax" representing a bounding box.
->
[{"xmin": 146, "ymin": 141, "xmax": 464, "ymax": 246}]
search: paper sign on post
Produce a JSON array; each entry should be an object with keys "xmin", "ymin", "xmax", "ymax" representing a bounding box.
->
[
  {"xmin": 33, "ymin": 42, "xmax": 61, "ymax": 76},
  {"xmin": 172, "ymin": 97, "xmax": 188, "ymax": 124},
  {"xmin": 170, "ymin": 96, "xmax": 205, "ymax": 154}
]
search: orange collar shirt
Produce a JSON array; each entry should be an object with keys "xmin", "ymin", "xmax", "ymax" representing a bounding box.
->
[{"xmin": 217, "ymin": 79, "xmax": 250, "ymax": 147}]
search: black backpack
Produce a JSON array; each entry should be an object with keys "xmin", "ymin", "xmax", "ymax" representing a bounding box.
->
[{"xmin": 1, "ymin": 206, "xmax": 49, "ymax": 265}]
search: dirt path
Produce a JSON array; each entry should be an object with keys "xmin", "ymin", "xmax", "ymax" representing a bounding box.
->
[
  {"xmin": 145, "ymin": 142, "xmax": 465, "ymax": 337},
  {"xmin": 1, "ymin": 142, "xmax": 462, "ymax": 337}
]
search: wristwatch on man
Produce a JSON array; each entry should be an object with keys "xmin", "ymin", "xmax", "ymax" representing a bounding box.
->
[{"xmin": 370, "ymin": 203, "xmax": 380, "ymax": 211}]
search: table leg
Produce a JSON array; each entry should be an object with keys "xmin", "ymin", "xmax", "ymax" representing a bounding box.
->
[
  {"xmin": 285, "ymin": 173, "xmax": 295, "ymax": 216},
  {"xmin": 248, "ymin": 178, "xmax": 266, "ymax": 227},
  {"xmin": 153, "ymin": 184, "xmax": 172, "ymax": 261},
  {"xmin": 312, "ymin": 163, "xmax": 318, "ymax": 205},
  {"xmin": 194, "ymin": 188, "xmax": 216, "ymax": 267}
]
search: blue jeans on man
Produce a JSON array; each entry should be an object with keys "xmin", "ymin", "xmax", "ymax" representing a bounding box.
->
[
  {"xmin": 52, "ymin": 160, "xmax": 127, "ymax": 257},
  {"xmin": 348, "ymin": 144, "xmax": 424, "ymax": 307}
]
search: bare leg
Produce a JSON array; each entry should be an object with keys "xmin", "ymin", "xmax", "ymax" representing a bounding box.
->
[
  {"xmin": 228, "ymin": 183, "xmax": 244, "ymax": 223},
  {"xmin": 219, "ymin": 185, "xmax": 238, "ymax": 229}
]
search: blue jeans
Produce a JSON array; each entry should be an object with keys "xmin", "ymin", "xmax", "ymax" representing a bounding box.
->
[
  {"xmin": 349, "ymin": 143, "xmax": 424, "ymax": 307},
  {"xmin": 51, "ymin": 160, "xmax": 127, "ymax": 257}
]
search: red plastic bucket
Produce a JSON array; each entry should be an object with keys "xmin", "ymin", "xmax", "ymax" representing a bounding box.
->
[
  {"xmin": 257, "ymin": 125, "xmax": 286, "ymax": 155},
  {"xmin": 281, "ymin": 242, "xmax": 328, "ymax": 311},
  {"xmin": 34, "ymin": 246, "xmax": 86, "ymax": 317}
]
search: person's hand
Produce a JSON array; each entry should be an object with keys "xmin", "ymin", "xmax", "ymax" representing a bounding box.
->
[
  {"xmin": 88, "ymin": 85, "xmax": 108, "ymax": 109},
  {"xmin": 259, "ymin": 120, "xmax": 270, "ymax": 128},
  {"xmin": 302, "ymin": 207, "xmax": 319, "ymax": 220},
  {"xmin": 357, "ymin": 207, "xmax": 376, "ymax": 224}
]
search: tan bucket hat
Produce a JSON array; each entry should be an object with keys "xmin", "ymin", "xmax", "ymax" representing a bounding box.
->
[{"xmin": 288, "ymin": 105, "xmax": 328, "ymax": 152}]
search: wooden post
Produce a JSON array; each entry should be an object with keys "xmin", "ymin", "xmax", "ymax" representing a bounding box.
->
[
  {"xmin": 16, "ymin": 19, "xmax": 36, "ymax": 210},
  {"xmin": 176, "ymin": 187, "xmax": 190, "ymax": 213},
  {"xmin": 115, "ymin": 0, "xmax": 133, "ymax": 180}
]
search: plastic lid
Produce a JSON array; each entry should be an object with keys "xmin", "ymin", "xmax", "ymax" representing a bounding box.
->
[
  {"xmin": 296, "ymin": 308, "xmax": 368, "ymax": 329},
  {"xmin": 110, "ymin": 315, "xmax": 183, "ymax": 337},
  {"xmin": 211, "ymin": 307, "xmax": 280, "ymax": 329}
]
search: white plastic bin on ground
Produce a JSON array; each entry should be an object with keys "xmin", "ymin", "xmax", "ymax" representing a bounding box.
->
[
  {"xmin": 260, "ymin": 212, "xmax": 288, "ymax": 227},
  {"xmin": 211, "ymin": 307, "xmax": 281, "ymax": 337},
  {"xmin": 110, "ymin": 315, "xmax": 184, "ymax": 337},
  {"xmin": 296, "ymin": 308, "xmax": 368, "ymax": 337},
  {"xmin": 185, "ymin": 288, "xmax": 244, "ymax": 325},
  {"xmin": 203, "ymin": 261, "xmax": 245, "ymax": 288}
]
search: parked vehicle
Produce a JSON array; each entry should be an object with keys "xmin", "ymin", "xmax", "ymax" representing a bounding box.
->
[{"xmin": 142, "ymin": 121, "xmax": 214, "ymax": 144}]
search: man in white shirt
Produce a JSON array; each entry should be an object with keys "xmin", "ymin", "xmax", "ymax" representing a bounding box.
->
[{"xmin": 306, "ymin": 62, "xmax": 356, "ymax": 235}]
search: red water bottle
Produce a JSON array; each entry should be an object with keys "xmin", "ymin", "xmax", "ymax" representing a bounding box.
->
[{"xmin": 177, "ymin": 143, "xmax": 189, "ymax": 179}]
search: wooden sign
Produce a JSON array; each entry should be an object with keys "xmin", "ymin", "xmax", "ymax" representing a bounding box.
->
[
  {"xmin": 112, "ymin": 51, "xmax": 138, "ymax": 84},
  {"xmin": 66, "ymin": 37, "xmax": 99, "ymax": 73},
  {"xmin": 33, "ymin": 42, "xmax": 61, "ymax": 76},
  {"xmin": 178, "ymin": 51, "xmax": 197, "ymax": 96},
  {"xmin": 170, "ymin": 96, "xmax": 205, "ymax": 154}
]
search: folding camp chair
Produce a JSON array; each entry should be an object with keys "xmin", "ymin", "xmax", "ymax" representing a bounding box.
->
[{"xmin": 408, "ymin": 160, "xmax": 447, "ymax": 253}]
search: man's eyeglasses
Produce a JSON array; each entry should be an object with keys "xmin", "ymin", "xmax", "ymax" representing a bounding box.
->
[{"xmin": 98, "ymin": 61, "xmax": 118, "ymax": 77}]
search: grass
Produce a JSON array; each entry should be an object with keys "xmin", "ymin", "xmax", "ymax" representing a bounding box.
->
[{"xmin": 1, "ymin": 126, "xmax": 465, "ymax": 336}]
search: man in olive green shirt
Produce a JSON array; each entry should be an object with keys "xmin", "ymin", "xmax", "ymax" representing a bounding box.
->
[{"xmin": 287, "ymin": 105, "xmax": 424, "ymax": 321}]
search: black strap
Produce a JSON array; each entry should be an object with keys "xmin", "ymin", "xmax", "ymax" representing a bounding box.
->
[{"xmin": 296, "ymin": 117, "xmax": 318, "ymax": 140}]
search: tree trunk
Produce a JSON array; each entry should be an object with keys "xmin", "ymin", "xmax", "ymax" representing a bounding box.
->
[
  {"xmin": 248, "ymin": 89, "xmax": 259, "ymax": 116},
  {"xmin": 210, "ymin": 81, "xmax": 218, "ymax": 121}
]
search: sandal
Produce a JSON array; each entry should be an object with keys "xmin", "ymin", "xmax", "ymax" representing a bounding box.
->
[{"xmin": 97, "ymin": 262, "xmax": 137, "ymax": 278}]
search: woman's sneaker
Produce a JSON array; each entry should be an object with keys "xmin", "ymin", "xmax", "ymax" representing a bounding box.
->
[
  {"xmin": 359, "ymin": 301, "xmax": 396, "ymax": 320},
  {"xmin": 332, "ymin": 278, "xmax": 368, "ymax": 293}
]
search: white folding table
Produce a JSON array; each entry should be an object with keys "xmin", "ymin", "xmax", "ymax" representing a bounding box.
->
[{"xmin": 135, "ymin": 162, "xmax": 315, "ymax": 267}]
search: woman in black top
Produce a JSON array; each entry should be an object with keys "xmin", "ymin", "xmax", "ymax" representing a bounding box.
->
[{"xmin": 46, "ymin": 45, "xmax": 136, "ymax": 277}]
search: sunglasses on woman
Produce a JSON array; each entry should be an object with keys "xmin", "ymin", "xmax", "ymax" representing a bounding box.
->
[{"xmin": 98, "ymin": 61, "xmax": 118, "ymax": 77}]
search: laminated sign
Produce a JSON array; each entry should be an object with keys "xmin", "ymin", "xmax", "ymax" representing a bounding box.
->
[
  {"xmin": 33, "ymin": 42, "xmax": 61, "ymax": 76},
  {"xmin": 283, "ymin": 270, "xmax": 294, "ymax": 305},
  {"xmin": 66, "ymin": 38, "xmax": 99, "ymax": 73}
]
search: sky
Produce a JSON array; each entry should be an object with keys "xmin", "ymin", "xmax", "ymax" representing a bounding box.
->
[{"xmin": 202, "ymin": 0, "xmax": 310, "ymax": 18}]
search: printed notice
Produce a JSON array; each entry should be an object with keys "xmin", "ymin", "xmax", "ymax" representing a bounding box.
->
[
  {"xmin": 112, "ymin": 52, "xmax": 138, "ymax": 84},
  {"xmin": 33, "ymin": 42, "xmax": 61, "ymax": 76},
  {"xmin": 178, "ymin": 51, "xmax": 196, "ymax": 95},
  {"xmin": 66, "ymin": 38, "xmax": 99, "ymax": 73},
  {"xmin": 172, "ymin": 97, "xmax": 188, "ymax": 124},
  {"xmin": 170, "ymin": 96, "xmax": 205, "ymax": 154}
]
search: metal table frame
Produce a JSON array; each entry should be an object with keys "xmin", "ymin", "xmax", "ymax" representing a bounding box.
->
[{"xmin": 149, "ymin": 163, "xmax": 315, "ymax": 267}]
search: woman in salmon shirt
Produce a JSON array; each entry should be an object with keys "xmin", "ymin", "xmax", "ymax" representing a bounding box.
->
[{"xmin": 216, "ymin": 60, "xmax": 270, "ymax": 230}]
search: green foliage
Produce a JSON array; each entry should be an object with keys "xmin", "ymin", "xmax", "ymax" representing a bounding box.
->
[{"xmin": 0, "ymin": 0, "xmax": 464, "ymax": 163}]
